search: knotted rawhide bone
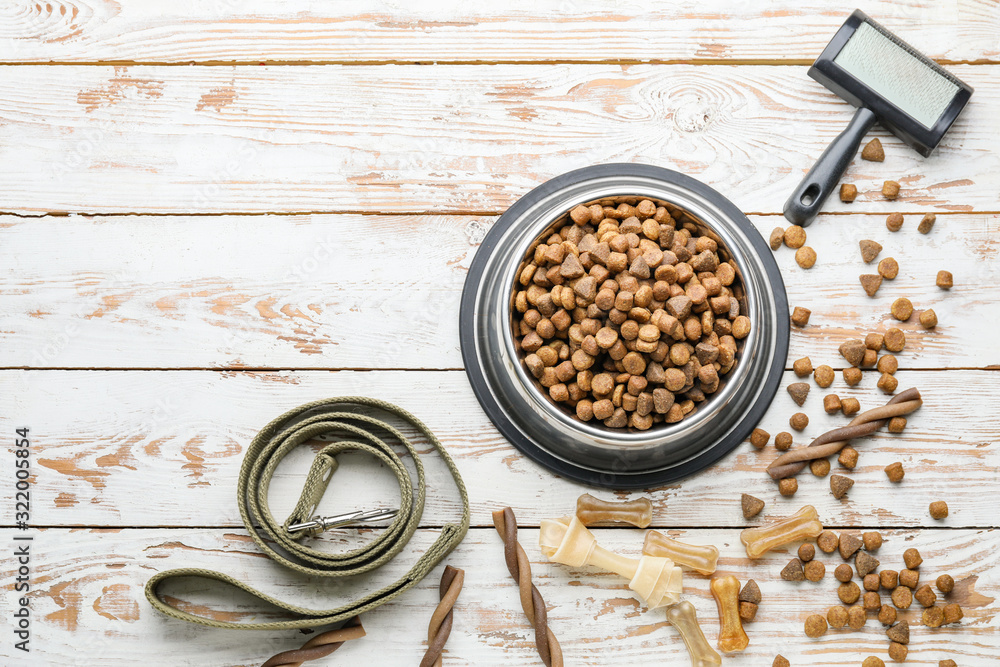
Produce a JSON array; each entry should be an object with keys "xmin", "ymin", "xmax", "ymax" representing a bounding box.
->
[
  {"xmin": 420, "ymin": 565, "xmax": 464, "ymax": 667},
  {"xmin": 145, "ymin": 397, "xmax": 470, "ymax": 647},
  {"xmin": 767, "ymin": 388, "xmax": 922, "ymax": 480},
  {"xmin": 261, "ymin": 616, "xmax": 365, "ymax": 667},
  {"xmin": 643, "ymin": 531, "xmax": 719, "ymax": 575},
  {"xmin": 665, "ymin": 601, "xmax": 722, "ymax": 667},
  {"xmin": 575, "ymin": 493, "xmax": 653, "ymax": 528},
  {"xmin": 539, "ymin": 515, "xmax": 683, "ymax": 609},
  {"xmin": 493, "ymin": 507, "xmax": 564, "ymax": 667},
  {"xmin": 740, "ymin": 505, "xmax": 823, "ymax": 559}
]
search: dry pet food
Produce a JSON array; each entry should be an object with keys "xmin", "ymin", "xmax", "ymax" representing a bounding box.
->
[
  {"xmin": 843, "ymin": 367, "xmax": 863, "ymax": 386},
  {"xmin": 882, "ymin": 180, "xmax": 900, "ymax": 199},
  {"xmin": 886, "ymin": 213, "xmax": 904, "ymax": 231},
  {"xmin": 889, "ymin": 642, "xmax": 908, "ymax": 661},
  {"xmin": 789, "ymin": 412, "xmax": 809, "ymax": 431},
  {"xmin": 860, "ymin": 274, "xmax": 882, "ymax": 296},
  {"xmin": 795, "ymin": 246, "xmax": 817, "ymax": 268},
  {"xmin": 891, "ymin": 297, "xmax": 913, "ymax": 321},
  {"xmin": 839, "ymin": 446, "xmax": 859, "ymax": 469},
  {"xmin": 877, "ymin": 354, "xmax": 898, "ymax": 374},
  {"xmin": 793, "ymin": 357, "xmax": 813, "ymax": 377},
  {"xmin": 944, "ymin": 602, "xmax": 964, "ymax": 624},
  {"xmin": 788, "ymin": 382, "xmax": 810, "ymax": 406},
  {"xmin": 884, "ymin": 328, "xmax": 906, "ymax": 352},
  {"xmin": 864, "ymin": 574, "xmax": 881, "ymax": 591},
  {"xmin": 920, "ymin": 309, "xmax": 938, "ymax": 329},
  {"xmin": 924, "ymin": 605, "xmax": 945, "ymax": 628},
  {"xmin": 860, "ymin": 239, "xmax": 882, "ymax": 263},
  {"xmin": 810, "ymin": 458, "xmax": 830, "ymax": 477},
  {"xmin": 863, "ymin": 658, "xmax": 885, "ymax": 667},
  {"xmin": 779, "ymin": 478, "xmax": 798, "ymax": 496},
  {"xmin": 830, "ymin": 474, "xmax": 854, "ymax": 499},
  {"xmin": 803, "ymin": 614, "xmax": 827, "ymax": 638},
  {"xmin": 742, "ymin": 493, "xmax": 765, "ymax": 519},
  {"xmin": 936, "ymin": 270, "xmax": 953, "ymax": 289},
  {"xmin": 775, "ymin": 431, "xmax": 793, "ymax": 451},
  {"xmin": 841, "ymin": 397, "xmax": 861, "ymax": 416},
  {"xmin": 881, "ymin": 570, "xmax": 899, "ymax": 590},
  {"xmin": 839, "ymin": 339, "xmax": 866, "ymax": 366},
  {"xmin": 918, "ymin": 213, "xmax": 936, "ymax": 234},
  {"xmin": 888, "ymin": 417, "xmax": 906, "ymax": 433},
  {"xmin": 839, "ymin": 581, "xmax": 861, "ymax": 604},
  {"xmin": 936, "ymin": 574, "xmax": 955, "ymax": 594},
  {"xmin": 892, "ymin": 585, "xmax": 912, "ymax": 609},
  {"xmin": 886, "ymin": 620, "xmax": 910, "ymax": 645},
  {"xmin": 877, "ymin": 372, "xmax": 898, "ymax": 394},
  {"xmin": 749, "ymin": 428, "xmax": 770, "ymax": 450},
  {"xmin": 791, "ymin": 306, "xmax": 811, "ymax": 327},
  {"xmin": 769, "ymin": 227, "xmax": 784, "ymax": 250},
  {"xmin": 861, "ymin": 138, "xmax": 885, "ymax": 161},
  {"xmin": 863, "ymin": 591, "xmax": 881, "ymax": 611},
  {"xmin": 856, "ymin": 551, "xmax": 880, "ymax": 577},
  {"xmin": 513, "ymin": 199, "xmax": 750, "ymax": 430},
  {"xmin": 930, "ymin": 500, "xmax": 949, "ymax": 519},
  {"xmin": 885, "ymin": 461, "xmax": 905, "ymax": 482},
  {"xmin": 823, "ymin": 394, "xmax": 842, "ymax": 414},
  {"xmin": 839, "ymin": 533, "xmax": 863, "ymax": 560},
  {"xmin": 828, "ymin": 605, "xmax": 848, "ymax": 628},
  {"xmin": 878, "ymin": 603, "xmax": 897, "ymax": 626},
  {"xmin": 739, "ymin": 601, "xmax": 757, "ymax": 623},
  {"xmin": 835, "ymin": 563, "xmax": 854, "ymax": 583},
  {"xmin": 817, "ymin": 530, "xmax": 839, "ymax": 554},
  {"xmin": 863, "ymin": 532, "xmax": 883, "ymax": 551},
  {"xmin": 915, "ymin": 584, "xmax": 937, "ymax": 607},
  {"xmin": 804, "ymin": 560, "xmax": 826, "ymax": 582},
  {"xmin": 784, "ymin": 225, "xmax": 807, "ymax": 249},
  {"xmin": 814, "ymin": 365, "xmax": 834, "ymax": 388},
  {"xmin": 773, "ymin": 656, "xmax": 789, "ymax": 667},
  {"xmin": 878, "ymin": 257, "xmax": 899, "ymax": 279},
  {"xmin": 900, "ymin": 568, "xmax": 920, "ymax": 589},
  {"xmin": 847, "ymin": 604, "xmax": 867, "ymax": 630},
  {"xmin": 840, "ymin": 184, "xmax": 858, "ymax": 202},
  {"xmin": 798, "ymin": 543, "xmax": 815, "ymax": 562},
  {"xmin": 866, "ymin": 333, "xmax": 884, "ymax": 350}
]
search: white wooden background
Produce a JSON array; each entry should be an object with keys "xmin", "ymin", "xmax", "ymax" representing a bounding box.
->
[{"xmin": 1, "ymin": 1, "xmax": 998, "ymax": 665}]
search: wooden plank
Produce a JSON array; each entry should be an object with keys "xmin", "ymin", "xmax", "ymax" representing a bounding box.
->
[
  {"xmin": 1, "ymin": 213, "xmax": 995, "ymax": 370},
  {"xmin": 5, "ymin": 369, "xmax": 997, "ymax": 528},
  {"xmin": 1, "ymin": 1, "xmax": 998, "ymax": 63},
  {"xmin": 0, "ymin": 527, "xmax": 996, "ymax": 664},
  {"xmin": 0, "ymin": 65, "xmax": 997, "ymax": 215}
]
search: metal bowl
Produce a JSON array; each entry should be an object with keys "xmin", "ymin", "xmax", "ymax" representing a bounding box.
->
[{"xmin": 460, "ymin": 164, "xmax": 788, "ymax": 489}]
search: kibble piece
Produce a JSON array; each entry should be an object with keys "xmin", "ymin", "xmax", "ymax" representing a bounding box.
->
[
  {"xmin": 798, "ymin": 543, "xmax": 815, "ymax": 563},
  {"xmin": 900, "ymin": 569, "xmax": 920, "ymax": 589},
  {"xmin": 918, "ymin": 213, "xmax": 936, "ymax": 234},
  {"xmin": 889, "ymin": 642, "xmax": 908, "ymax": 662},
  {"xmin": 839, "ymin": 446, "xmax": 859, "ymax": 469},
  {"xmin": 810, "ymin": 458, "xmax": 830, "ymax": 477},
  {"xmin": 860, "ymin": 239, "xmax": 883, "ymax": 264},
  {"xmin": 888, "ymin": 417, "xmax": 906, "ymax": 433},
  {"xmin": 936, "ymin": 574, "xmax": 955, "ymax": 594},
  {"xmin": 943, "ymin": 602, "xmax": 964, "ymax": 624},
  {"xmin": 920, "ymin": 309, "xmax": 938, "ymax": 329},
  {"xmin": 773, "ymin": 657, "xmax": 790, "ymax": 667},
  {"xmin": 839, "ymin": 339, "xmax": 866, "ymax": 367},
  {"xmin": 890, "ymin": 297, "xmax": 913, "ymax": 321},
  {"xmin": 915, "ymin": 584, "xmax": 937, "ymax": 608},
  {"xmin": 863, "ymin": 658, "xmax": 885, "ymax": 667},
  {"xmin": 877, "ymin": 372, "xmax": 898, "ymax": 394},
  {"xmin": 878, "ymin": 257, "xmax": 899, "ymax": 280},
  {"xmin": 814, "ymin": 365, "xmax": 834, "ymax": 388},
  {"xmin": 936, "ymin": 270, "xmax": 953, "ymax": 289},
  {"xmin": 749, "ymin": 428, "xmax": 770, "ymax": 450},
  {"xmin": 863, "ymin": 532, "xmax": 883, "ymax": 551},
  {"xmin": 828, "ymin": 605, "xmax": 849, "ymax": 628},
  {"xmin": 788, "ymin": 382, "xmax": 810, "ymax": 406},
  {"xmin": 779, "ymin": 477, "xmax": 798, "ymax": 497},
  {"xmin": 841, "ymin": 398, "xmax": 861, "ymax": 416},
  {"xmin": 830, "ymin": 474, "xmax": 854, "ymax": 499},
  {"xmin": 865, "ymin": 333, "xmax": 884, "ymax": 350},
  {"xmin": 739, "ymin": 579, "xmax": 762, "ymax": 605},
  {"xmin": 863, "ymin": 591, "xmax": 881, "ymax": 612},
  {"xmin": 880, "ymin": 570, "xmax": 899, "ymax": 590},
  {"xmin": 884, "ymin": 327, "xmax": 906, "ymax": 352},
  {"xmin": 784, "ymin": 225, "xmax": 807, "ymax": 249},
  {"xmin": 804, "ymin": 614, "xmax": 827, "ymax": 638},
  {"xmin": 930, "ymin": 500, "xmax": 949, "ymax": 519},
  {"xmin": 781, "ymin": 557, "xmax": 805, "ymax": 581},
  {"xmin": 856, "ymin": 551, "xmax": 880, "ymax": 577},
  {"xmin": 791, "ymin": 306, "xmax": 811, "ymax": 327},
  {"xmin": 847, "ymin": 604, "xmax": 867, "ymax": 630},
  {"xmin": 817, "ymin": 530, "xmax": 839, "ymax": 554},
  {"xmin": 795, "ymin": 246, "xmax": 817, "ymax": 269},
  {"xmin": 840, "ymin": 183, "xmax": 858, "ymax": 203},
  {"xmin": 886, "ymin": 620, "xmax": 910, "ymax": 645},
  {"xmin": 732, "ymin": 315, "xmax": 751, "ymax": 339},
  {"xmin": 839, "ymin": 581, "xmax": 861, "ymax": 604},
  {"xmin": 860, "ymin": 274, "xmax": 882, "ymax": 297},
  {"xmin": 823, "ymin": 394, "xmax": 842, "ymax": 414},
  {"xmin": 862, "ymin": 348, "xmax": 878, "ymax": 368},
  {"xmin": 835, "ymin": 563, "xmax": 854, "ymax": 583},
  {"xmin": 923, "ymin": 605, "xmax": 945, "ymax": 628},
  {"xmin": 793, "ymin": 357, "xmax": 813, "ymax": 377},
  {"xmin": 878, "ymin": 603, "xmax": 897, "ymax": 627},
  {"xmin": 892, "ymin": 585, "xmax": 912, "ymax": 609},
  {"xmin": 903, "ymin": 548, "xmax": 923, "ymax": 569},
  {"xmin": 742, "ymin": 493, "xmax": 765, "ymax": 519},
  {"xmin": 775, "ymin": 431, "xmax": 793, "ymax": 451},
  {"xmin": 839, "ymin": 533, "xmax": 863, "ymax": 560},
  {"xmin": 769, "ymin": 226, "xmax": 785, "ymax": 250},
  {"xmin": 940, "ymin": 661, "xmax": 958, "ymax": 667},
  {"xmin": 804, "ymin": 559, "xmax": 826, "ymax": 582},
  {"xmin": 843, "ymin": 367, "xmax": 863, "ymax": 386},
  {"xmin": 885, "ymin": 461, "xmax": 905, "ymax": 482},
  {"xmin": 882, "ymin": 180, "xmax": 900, "ymax": 199},
  {"xmin": 739, "ymin": 600, "xmax": 758, "ymax": 623},
  {"xmin": 862, "ymin": 138, "xmax": 885, "ymax": 161},
  {"xmin": 886, "ymin": 212, "xmax": 904, "ymax": 231},
  {"xmin": 789, "ymin": 412, "xmax": 808, "ymax": 431},
  {"xmin": 877, "ymin": 354, "xmax": 898, "ymax": 374}
]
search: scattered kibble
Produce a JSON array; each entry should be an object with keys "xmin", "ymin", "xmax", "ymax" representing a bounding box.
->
[
  {"xmin": 839, "ymin": 339, "xmax": 866, "ymax": 366},
  {"xmin": 915, "ymin": 584, "xmax": 937, "ymax": 608},
  {"xmin": 889, "ymin": 642, "xmax": 908, "ymax": 662},
  {"xmin": 769, "ymin": 226, "xmax": 785, "ymax": 250},
  {"xmin": 839, "ymin": 581, "xmax": 861, "ymax": 604},
  {"xmin": 784, "ymin": 225, "xmax": 807, "ymax": 249},
  {"xmin": 810, "ymin": 458, "xmax": 830, "ymax": 477},
  {"xmin": 881, "ymin": 570, "xmax": 899, "ymax": 590},
  {"xmin": 878, "ymin": 257, "xmax": 899, "ymax": 280},
  {"xmin": 936, "ymin": 270, "xmax": 953, "ymax": 289},
  {"xmin": 862, "ymin": 138, "xmax": 885, "ymax": 161},
  {"xmin": 892, "ymin": 585, "xmax": 913, "ymax": 609},
  {"xmin": 924, "ymin": 605, "xmax": 945, "ymax": 628},
  {"xmin": 888, "ymin": 417, "xmax": 907, "ymax": 433},
  {"xmin": 804, "ymin": 614, "xmax": 828, "ymax": 638},
  {"xmin": 886, "ymin": 212, "xmax": 904, "ymax": 231},
  {"xmin": 804, "ymin": 559, "xmax": 826, "ymax": 582},
  {"xmin": 940, "ymin": 660, "xmax": 958, "ymax": 667},
  {"xmin": 775, "ymin": 431, "xmax": 793, "ymax": 451},
  {"xmin": 847, "ymin": 604, "xmax": 867, "ymax": 630},
  {"xmin": 930, "ymin": 500, "xmax": 949, "ymax": 519},
  {"xmin": 828, "ymin": 605, "xmax": 848, "ymax": 628},
  {"xmin": 839, "ymin": 533, "xmax": 863, "ymax": 559},
  {"xmin": 798, "ymin": 543, "xmax": 815, "ymax": 562},
  {"xmin": 882, "ymin": 180, "xmax": 901, "ymax": 200},
  {"xmin": 781, "ymin": 557, "xmax": 805, "ymax": 581},
  {"xmin": 863, "ymin": 657, "xmax": 885, "ymax": 667},
  {"xmin": 749, "ymin": 428, "xmax": 770, "ymax": 450},
  {"xmin": 877, "ymin": 354, "xmax": 898, "ymax": 374},
  {"xmin": 789, "ymin": 412, "xmax": 809, "ymax": 431},
  {"xmin": 864, "ymin": 574, "xmax": 880, "ymax": 591},
  {"xmin": 742, "ymin": 493, "xmax": 765, "ymax": 519},
  {"xmin": 900, "ymin": 568, "xmax": 920, "ymax": 589},
  {"xmin": 877, "ymin": 372, "xmax": 898, "ymax": 394},
  {"xmin": 920, "ymin": 309, "xmax": 938, "ymax": 329},
  {"xmin": 884, "ymin": 327, "xmax": 906, "ymax": 352},
  {"xmin": 841, "ymin": 398, "xmax": 861, "ymax": 416},
  {"xmin": 878, "ymin": 603, "xmax": 897, "ymax": 626},
  {"xmin": 865, "ymin": 333, "xmax": 884, "ymax": 350},
  {"xmin": 843, "ymin": 367, "xmax": 862, "ymax": 386},
  {"xmin": 823, "ymin": 394, "xmax": 842, "ymax": 414},
  {"xmin": 839, "ymin": 446, "xmax": 859, "ymax": 469},
  {"xmin": 918, "ymin": 213, "xmax": 936, "ymax": 234},
  {"xmin": 793, "ymin": 357, "xmax": 813, "ymax": 377},
  {"xmin": 863, "ymin": 591, "xmax": 881, "ymax": 612},
  {"xmin": 817, "ymin": 530, "xmax": 839, "ymax": 554},
  {"xmin": 903, "ymin": 548, "xmax": 923, "ymax": 569},
  {"xmin": 840, "ymin": 184, "xmax": 858, "ymax": 203},
  {"xmin": 886, "ymin": 620, "xmax": 910, "ymax": 645},
  {"xmin": 863, "ymin": 531, "xmax": 883, "ymax": 551},
  {"xmin": 739, "ymin": 600, "xmax": 758, "ymax": 622},
  {"xmin": 860, "ymin": 239, "xmax": 882, "ymax": 263},
  {"xmin": 859, "ymin": 274, "xmax": 882, "ymax": 297},
  {"xmin": 791, "ymin": 306, "xmax": 811, "ymax": 327},
  {"xmin": 835, "ymin": 563, "xmax": 854, "ymax": 583},
  {"xmin": 936, "ymin": 574, "xmax": 955, "ymax": 594},
  {"xmin": 779, "ymin": 477, "xmax": 798, "ymax": 496},
  {"xmin": 814, "ymin": 365, "xmax": 834, "ymax": 388},
  {"xmin": 856, "ymin": 551, "xmax": 880, "ymax": 577},
  {"xmin": 943, "ymin": 602, "xmax": 964, "ymax": 624},
  {"xmin": 795, "ymin": 246, "xmax": 817, "ymax": 268},
  {"xmin": 772, "ymin": 656, "xmax": 790, "ymax": 667},
  {"xmin": 788, "ymin": 382, "xmax": 810, "ymax": 406},
  {"xmin": 885, "ymin": 461, "xmax": 905, "ymax": 482}
]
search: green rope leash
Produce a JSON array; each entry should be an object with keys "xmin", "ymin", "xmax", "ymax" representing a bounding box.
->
[{"xmin": 144, "ymin": 397, "xmax": 470, "ymax": 631}]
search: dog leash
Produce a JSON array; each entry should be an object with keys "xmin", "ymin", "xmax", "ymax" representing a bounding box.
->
[{"xmin": 145, "ymin": 397, "xmax": 470, "ymax": 641}]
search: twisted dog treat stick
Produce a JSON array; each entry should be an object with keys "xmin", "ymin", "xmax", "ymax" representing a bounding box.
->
[
  {"xmin": 539, "ymin": 516, "xmax": 683, "ymax": 609},
  {"xmin": 420, "ymin": 565, "xmax": 464, "ymax": 667},
  {"xmin": 261, "ymin": 617, "xmax": 365, "ymax": 667},
  {"xmin": 740, "ymin": 505, "xmax": 823, "ymax": 559},
  {"xmin": 575, "ymin": 493, "xmax": 653, "ymax": 528},
  {"xmin": 767, "ymin": 388, "xmax": 922, "ymax": 480},
  {"xmin": 665, "ymin": 601, "xmax": 722, "ymax": 667},
  {"xmin": 643, "ymin": 531, "xmax": 719, "ymax": 575},
  {"xmin": 493, "ymin": 507, "xmax": 564, "ymax": 667}
]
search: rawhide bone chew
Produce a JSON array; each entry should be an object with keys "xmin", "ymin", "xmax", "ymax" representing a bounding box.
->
[
  {"xmin": 575, "ymin": 493, "xmax": 652, "ymax": 528},
  {"xmin": 710, "ymin": 575, "xmax": 749, "ymax": 653},
  {"xmin": 643, "ymin": 531, "xmax": 720, "ymax": 575},
  {"xmin": 420, "ymin": 566, "xmax": 464, "ymax": 667},
  {"xmin": 494, "ymin": 508, "xmax": 563, "ymax": 667},
  {"xmin": 740, "ymin": 505, "xmax": 823, "ymax": 560},
  {"xmin": 767, "ymin": 388, "xmax": 922, "ymax": 480},
  {"xmin": 665, "ymin": 600, "xmax": 723, "ymax": 667},
  {"xmin": 261, "ymin": 617, "xmax": 365, "ymax": 667},
  {"xmin": 539, "ymin": 516, "xmax": 683, "ymax": 609}
]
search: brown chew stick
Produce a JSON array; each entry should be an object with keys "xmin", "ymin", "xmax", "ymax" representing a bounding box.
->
[
  {"xmin": 576, "ymin": 493, "xmax": 653, "ymax": 528},
  {"xmin": 767, "ymin": 389, "xmax": 922, "ymax": 480},
  {"xmin": 260, "ymin": 617, "xmax": 365, "ymax": 667},
  {"xmin": 420, "ymin": 566, "xmax": 465, "ymax": 667},
  {"xmin": 493, "ymin": 508, "xmax": 564, "ymax": 667}
]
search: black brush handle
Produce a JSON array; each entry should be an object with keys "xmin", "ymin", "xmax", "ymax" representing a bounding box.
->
[{"xmin": 783, "ymin": 107, "xmax": 877, "ymax": 226}]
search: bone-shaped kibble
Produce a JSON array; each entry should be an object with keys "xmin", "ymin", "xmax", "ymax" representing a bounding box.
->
[
  {"xmin": 665, "ymin": 601, "xmax": 723, "ymax": 667},
  {"xmin": 575, "ymin": 493, "xmax": 653, "ymax": 528},
  {"xmin": 739, "ymin": 505, "xmax": 823, "ymax": 559},
  {"xmin": 643, "ymin": 531, "xmax": 719, "ymax": 575},
  {"xmin": 710, "ymin": 575, "xmax": 749, "ymax": 653},
  {"xmin": 539, "ymin": 516, "xmax": 683, "ymax": 609}
]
